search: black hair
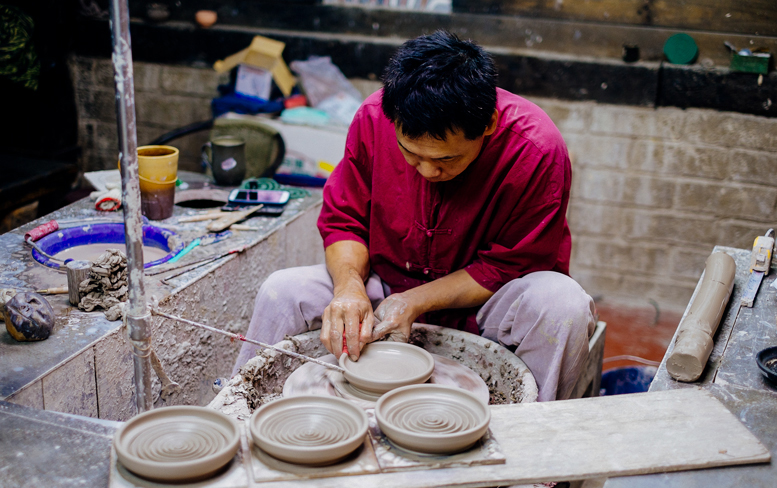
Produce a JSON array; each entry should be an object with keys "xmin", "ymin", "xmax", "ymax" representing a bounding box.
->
[{"xmin": 381, "ymin": 30, "xmax": 498, "ymax": 141}]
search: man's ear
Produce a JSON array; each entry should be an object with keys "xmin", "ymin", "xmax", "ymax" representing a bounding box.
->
[{"xmin": 483, "ymin": 109, "xmax": 499, "ymax": 137}]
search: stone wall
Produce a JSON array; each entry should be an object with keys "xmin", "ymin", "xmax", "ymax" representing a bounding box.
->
[
  {"xmin": 69, "ymin": 56, "xmax": 228, "ymax": 175},
  {"xmin": 69, "ymin": 56, "xmax": 777, "ymax": 312}
]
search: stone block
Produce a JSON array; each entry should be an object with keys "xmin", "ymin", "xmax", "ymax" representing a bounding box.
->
[
  {"xmin": 90, "ymin": 88, "xmax": 117, "ymax": 123},
  {"xmin": 728, "ymin": 149, "xmax": 777, "ymax": 187},
  {"xmin": 134, "ymin": 62, "xmax": 163, "ymax": 92},
  {"xmin": 717, "ymin": 220, "xmax": 775, "ymax": 250},
  {"xmin": 675, "ymin": 181, "xmax": 777, "ymax": 220},
  {"xmin": 160, "ymin": 65, "xmax": 222, "ymax": 96},
  {"xmin": 627, "ymin": 210, "xmax": 718, "ymax": 245},
  {"xmin": 70, "ymin": 56, "xmax": 95, "ymax": 92},
  {"xmin": 575, "ymin": 169, "xmax": 674, "ymax": 208},
  {"xmin": 530, "ymin": 97, "xmax": 593, "ymax": 135},
  {"xmin": 42, "ymin": 350, "xmax": 98, "ymax": 418},
  {"xmin": 661, "ymin": 144, "xmax": 728, "ymax": 180},
  {"xmin": 572, "ymin": 237, "xmax": 669, "ymax": 275},
  {"xmin": 94, "ymin": 329, "xmax": 136, "ymax": 421},
  {"xmin": 349, "ymin": 78, "xmax": 383, "ymax": 100},
  {"xmin": 670, "ymin": 248, "xmax": 714, "ymax": 280},
  {"xmin": 567, "ymin": 201, "xmax": 628, "ymax": 237},
  {"xmin": 5, "ymin": 381, "xmax": 43, "ymax": 409},
  {"xmin": 135, "ymin": 93, "xmax": 211, "ymax": 128},
  {"xmin": 589, "ymin": 104, "xmax": 686, "ymax": 141},
  {"xmin": 682, "ymin": 110, "xmax": 777, "ymax": 152},
  {"xmin": 568, "ymin": 135, "xmax": 667, "ymax": 175}
]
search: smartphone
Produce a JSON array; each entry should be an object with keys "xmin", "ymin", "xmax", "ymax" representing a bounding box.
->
[
  {"xmin": 221, "ymin": 201, "xmax": 285, "ymax": 216},
  {"xmin": 228, "ymin": 189, "xmax": 290, "ymax": 206}
]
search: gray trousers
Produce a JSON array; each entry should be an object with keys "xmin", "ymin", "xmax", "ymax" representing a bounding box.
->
[{"xmin": 233, "ymin": 264, "xmax": 596, "ymax": 401}]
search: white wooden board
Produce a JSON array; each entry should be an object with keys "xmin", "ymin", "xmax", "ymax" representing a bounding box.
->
[{"xmin": 254, "ymin": 388, "xmax": 770, "ymax": 487}]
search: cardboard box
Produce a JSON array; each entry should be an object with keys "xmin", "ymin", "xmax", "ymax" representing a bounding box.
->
[{"xmin": 213, "ymin": 35, "xmax": 296, "ymax": 96}]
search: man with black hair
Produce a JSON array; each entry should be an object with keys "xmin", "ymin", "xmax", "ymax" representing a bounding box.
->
[{"xmin": 234, "ymin": 31, "xmax": 595, "ymax": 401}]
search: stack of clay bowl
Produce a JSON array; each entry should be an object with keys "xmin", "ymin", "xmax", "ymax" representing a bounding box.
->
[
  {"xmin": 341, "ymin": 342, "xmax": 490, "ymax": 455},
  {"xmin": 113, "ymin": 406, "xmax": 240, "ymax": 482}
]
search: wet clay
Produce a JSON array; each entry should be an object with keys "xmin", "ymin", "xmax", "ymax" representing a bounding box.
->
[
  {"xmin": 78, "ymin": 249, "xmax": 128, "ymax": 319},
  {"xmin": 250, "ymin": 395, "xmax": 368, "ymax": 466},
  {"xmin": 113, "ymin": 406, "xmax": 240, "ymax": 482},
  {"xmin": 54, "ymin": 243, "xmax": 169, "ymax": 264},
  {"xmin": 284, "ymin": 353, "xmax": 490, "ymax": 408},
  {"xmin": 375, "ymin": 384, "xmax": 490, "ymax": 455},
  {"xmin": 666, "ymin": 252, "xmax": 736, "ymax": 382},
  {"xmin": 339, "ymin": 342, "xmax": 435, "ymax": 394}
]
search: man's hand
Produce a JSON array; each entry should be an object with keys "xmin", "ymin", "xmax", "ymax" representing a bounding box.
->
[
  {"xmin": 321, "ymin": 281, "xmax": 375, "ymax": 360},
  {"xmin": 371, "ymin": 294, "xmax": 416, "ymax": 343},
  {"xmin": 320, "ymin": 240, "xmax": 373, "ymax": 360}
]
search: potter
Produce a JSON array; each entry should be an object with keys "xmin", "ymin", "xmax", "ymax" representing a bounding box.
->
[{"xmin": 235, "ymin": 31, "xmax": 596, "ymax": 402}]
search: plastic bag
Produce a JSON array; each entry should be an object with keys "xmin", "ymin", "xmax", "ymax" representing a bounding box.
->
[{"xmin": 289, "ymin": 56, "xmax": 362, "ymax": 126}]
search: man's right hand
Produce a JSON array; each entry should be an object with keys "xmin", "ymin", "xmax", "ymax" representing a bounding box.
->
[{"xmin": 321, "ymin": 280, "xmax": 375, "ymax": 361}]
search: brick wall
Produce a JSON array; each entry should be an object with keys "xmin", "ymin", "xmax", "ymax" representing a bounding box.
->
[
  {"xmin": 531, "ymin": 98, "xmax": 777, "ymax": 312},
  {"xmin": 69, "ymin": 56, "xmax": 228, "ymax": 174},
  {"xmin": 69, "ymin": 56, "xmax": 777, "ymax": 313}
]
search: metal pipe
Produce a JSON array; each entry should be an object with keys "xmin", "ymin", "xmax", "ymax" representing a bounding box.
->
[{"xmin": 108, "ymin": 0, "xmax": 153, "ymax": 413}]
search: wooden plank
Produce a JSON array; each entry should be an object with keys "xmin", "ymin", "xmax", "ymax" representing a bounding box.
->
[
  {"xmin": 259, "ymin": 389, "xmax": 768, "ymax": 487},
  {"xmin": 453, "ymin": 0, "xmax": 777, "ymax": 37}
]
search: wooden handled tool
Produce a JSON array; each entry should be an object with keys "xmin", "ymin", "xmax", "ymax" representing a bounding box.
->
[{"xmin": 207, "ymin": 205, "xmax": 263, "ymax": 232}]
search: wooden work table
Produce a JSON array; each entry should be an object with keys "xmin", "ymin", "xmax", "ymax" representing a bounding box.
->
[{"xmin": 604, "ymin": 245, "xmax": 777, "ymax": 487}]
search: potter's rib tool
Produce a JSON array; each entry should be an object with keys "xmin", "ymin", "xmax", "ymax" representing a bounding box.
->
[
  {"xmin": 151, "ymin": 309, "xmax": 346, "ymax": 373},
  {"xmin": 167, "ymin": 230, "xmax": 232, "ymax": 264},
  {"xmin": 741, "ymin": 228, "xmax": 774, "ymax": 307},
  {"xmin": 207, "ymin": 205, "xmax": 263, "ymax": 232},
  {"xmin": 168, "ymin": 238, "xmax": 201, "ymax": 264}
]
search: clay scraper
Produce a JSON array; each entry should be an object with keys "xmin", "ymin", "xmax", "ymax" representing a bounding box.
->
[{"xmin": 741, "ymin": 229, "xmax": 774, "ymax": 308}]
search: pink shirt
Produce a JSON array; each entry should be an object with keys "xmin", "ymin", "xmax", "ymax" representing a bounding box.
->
[{"xmin": 318, "ymin": 88, "xmax": 572, "ymax": 333}]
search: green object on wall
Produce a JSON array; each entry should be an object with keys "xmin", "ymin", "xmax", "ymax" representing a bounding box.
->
[
  {"xmin": 730, "ymin": 53, "xmax": 771, "ymax": 75},
  {"xmin": 663, "ymin": 33, "xmax": 699, "ymax": 65},
  {"xmin": 0, "ymin": 6, "xmax": 40, "ymax": 90}
]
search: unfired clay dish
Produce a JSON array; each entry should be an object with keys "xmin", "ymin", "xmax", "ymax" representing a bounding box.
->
[
  {"xmin": 340, "ymin": 342, "xmax": 434, "ymax": 394},
  {"xmin": 113, "ymin": 406, "xmax": 240, "ymax": 482},
  {"xmin": 376, "ymin": 384, "xmax": 490, "ymax": 455},
  {"xmin": 250, "ymin": 395, "xmax": 368, "ymax": 466}
]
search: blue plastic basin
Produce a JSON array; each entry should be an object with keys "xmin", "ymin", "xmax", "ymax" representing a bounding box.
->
[
  {"xmin": 31, "ymin": 223, "xmax": 183, "ymax": 270},
  {"xmin": 600, "ymin": 366, "xmax": 657, "ymax": 396}
]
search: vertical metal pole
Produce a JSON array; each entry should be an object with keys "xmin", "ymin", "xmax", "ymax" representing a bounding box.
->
[{"xmin": 108, "ymin": 0, "xmax": 153, "ymax": 413}]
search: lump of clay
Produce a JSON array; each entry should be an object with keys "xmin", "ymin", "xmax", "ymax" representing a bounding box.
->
[
  {"xmin": 4, "ymin": 292, "xmax": 55, "ymax": 342},
  {"xmin": 78, "ymin": 249, "xmax": 128, "ymax": 320}
]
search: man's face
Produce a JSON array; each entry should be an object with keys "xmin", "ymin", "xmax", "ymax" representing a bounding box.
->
[{"xmin": 394, "ymin": 110, "xmax": 499, "ymax": 183}]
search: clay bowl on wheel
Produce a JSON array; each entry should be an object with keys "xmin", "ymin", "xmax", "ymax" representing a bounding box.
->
[
  {"xmin": 113, "ymin": 406, "xmax": 240, "ymax": 482},
  {"xmin": 376, "ymin": 384, "xmax": 490, "ymax": 455},
  {"xmin": 756, "ymin": 346, "xmax": 777, "ymax": 385},
  {"xmin": 339, "ymin": 342, "xmax": 435, "ymax": 394},
  {"xmin": 250, "ymin": 395, "xmax": 368, "ymax": 466}
]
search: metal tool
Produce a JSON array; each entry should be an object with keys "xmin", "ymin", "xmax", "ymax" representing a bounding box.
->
[
  {"xmin": 151, "ymin": 309, "xmax": 346, "ymax": 373},
  {"xmin": 150, "ymin": 350, "xmax": 182, "ymax": 401},
  {"xmin": 741, "ymin": 229, "xmax": 774, "ymax": 308}
]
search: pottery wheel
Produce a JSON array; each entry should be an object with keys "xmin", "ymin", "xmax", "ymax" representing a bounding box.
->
[{"xmin": 283, "ymin": 353, "xmax": 489, "ymax": 407}]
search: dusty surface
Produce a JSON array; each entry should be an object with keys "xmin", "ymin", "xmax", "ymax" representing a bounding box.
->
[{"xmin": 0, "ymin": 177, "xmax": 324, "ymax": 419}]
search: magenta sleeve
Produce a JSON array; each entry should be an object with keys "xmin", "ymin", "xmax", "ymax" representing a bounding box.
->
[{"xmin": 317, "ymin": 107, "xmax": 374, "ymax": 250}]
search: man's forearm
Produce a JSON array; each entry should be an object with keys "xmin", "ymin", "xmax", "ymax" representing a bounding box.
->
[
  {"xmin": 325, "ymin": 240, "xmax": 371, "ymax": 291},
  {"xmin": 402, "ymin": 269, "xmax": 494, "ymax": 317}
]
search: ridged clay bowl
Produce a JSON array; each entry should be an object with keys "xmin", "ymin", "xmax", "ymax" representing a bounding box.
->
[
  {"xmin": 339, "ymin": 342, "xmax": 435, "ymax": 394},
  {"xmin": 113, "ymin": 406, "xmax": 240, "ymax": 482},
  {"xmin": 376, "ymin": 384, "xmax": 491, "ymax": 455},
  {"xmin": 250, "ymin": 395, "xmax": 368, "ymax": 466}
]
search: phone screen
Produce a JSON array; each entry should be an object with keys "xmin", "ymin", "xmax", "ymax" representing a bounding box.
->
[{"xmin": 230, "ymin": 190, "xmax": 289, "ymax": 205}]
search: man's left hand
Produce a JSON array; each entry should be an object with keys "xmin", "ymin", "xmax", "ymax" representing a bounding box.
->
[{"xmin": 371, "ymin": 294, "xmax": 417, "ymax": 343}]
